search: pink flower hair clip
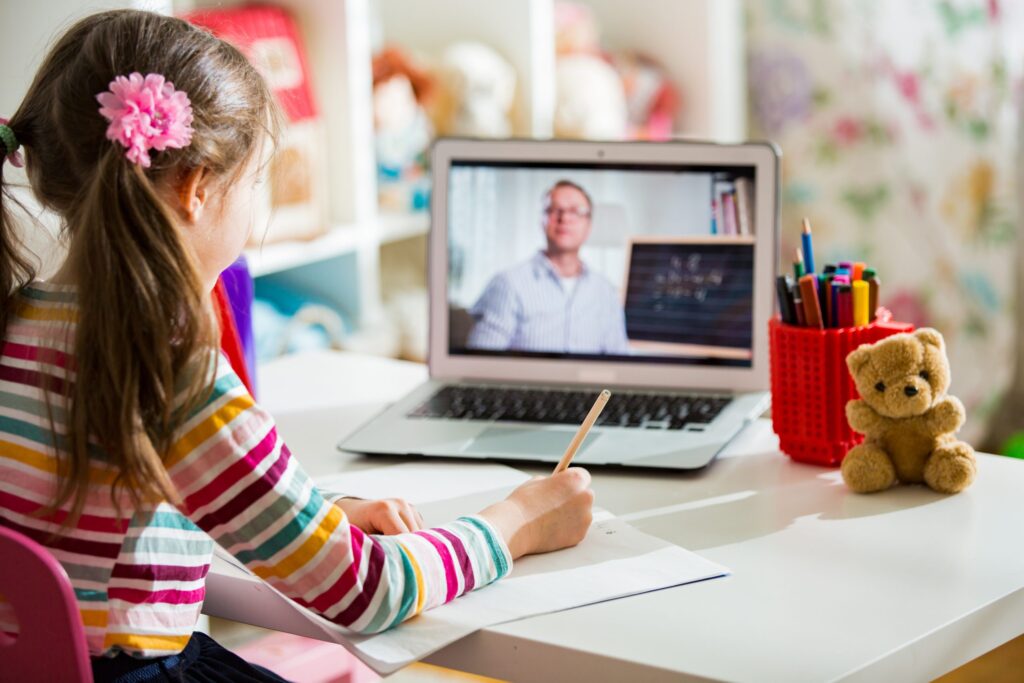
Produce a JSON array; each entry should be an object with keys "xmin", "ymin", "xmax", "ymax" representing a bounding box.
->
[{"xmin": 96, "ymin": 72, "xmax": 194, "ymax": 168}]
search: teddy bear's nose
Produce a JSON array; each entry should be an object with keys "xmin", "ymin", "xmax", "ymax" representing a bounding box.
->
[{"xmin": 904, "ymin": 385, "xmax": 918, "ymax": 397}]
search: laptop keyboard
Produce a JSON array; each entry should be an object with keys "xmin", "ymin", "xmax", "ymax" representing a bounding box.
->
[{"xmin": 407, "ymin": 386, "xmax": 731, "ymax": 430}]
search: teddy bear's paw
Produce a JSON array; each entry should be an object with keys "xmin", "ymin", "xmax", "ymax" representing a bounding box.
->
[
  {"xmin": 841, "ymin": 444, "xmax": 897, "ymax": 493},
  {"xmin": 923, "ymin": 442, "xmax": 977, "ymax": 494}
]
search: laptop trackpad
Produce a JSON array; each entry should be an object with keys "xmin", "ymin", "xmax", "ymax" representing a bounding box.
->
[{"xmin": 463, "ymin": 426, "xmax": 602, "ymax": 458}]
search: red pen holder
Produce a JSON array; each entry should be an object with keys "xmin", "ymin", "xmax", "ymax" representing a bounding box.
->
[{"xmin": 768, "ymin": 309, "xmax": 914, "ymax": 466}]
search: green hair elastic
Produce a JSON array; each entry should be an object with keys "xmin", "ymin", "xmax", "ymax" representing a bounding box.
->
[
  {"xmin": 0, "ymin": 119, "xmax": 23, "ymax": 167},
  {"xmin": 0, "ymin": 125, "xmax": 17, "ymax": 156}
]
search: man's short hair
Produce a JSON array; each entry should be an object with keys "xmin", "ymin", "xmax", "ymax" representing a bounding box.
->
[{"xmin": 544, "ymin": 179, "xmax": 593, "ymax": 214}]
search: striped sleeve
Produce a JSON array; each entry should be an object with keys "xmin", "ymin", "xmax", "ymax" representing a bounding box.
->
[{"xmin": 165, "ymin": 353, "xmax": 512, "ymax": 633}]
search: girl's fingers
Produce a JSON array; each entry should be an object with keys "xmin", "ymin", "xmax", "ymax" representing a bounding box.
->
[
  {"xmin": 383, "ymin": 511, "xmax": 410, "ymax": 535},
  {"xmin": 398, "ymin": 502, "xmax": 421, "ymax": 532},
  {"xmin": 377, "ymin": 505, "xmax": 410, "ymax": 535}
]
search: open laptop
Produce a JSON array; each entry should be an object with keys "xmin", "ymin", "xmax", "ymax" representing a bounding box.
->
[{"xmin": 340, "ymin": 138, "xmax": 779, "ymax": 469}]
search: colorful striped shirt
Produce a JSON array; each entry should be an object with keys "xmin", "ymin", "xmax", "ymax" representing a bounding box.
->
[{"xmin": 0, "ymin": 283, "xmax": 512, "ymax": 657}]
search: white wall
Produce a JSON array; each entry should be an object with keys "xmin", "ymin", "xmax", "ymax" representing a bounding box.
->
[
  {"xmin": 0, "ymin": 1, "xmax": 171, "ymax": 116},
  {"xmin": 0, "ymin": 0, "xmax": 169, "ymax": 277}
]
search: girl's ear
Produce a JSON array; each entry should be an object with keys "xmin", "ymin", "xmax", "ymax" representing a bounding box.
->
[{"xmin": 176, "ymin": 166, "xmax": 211, "ymax": 224}]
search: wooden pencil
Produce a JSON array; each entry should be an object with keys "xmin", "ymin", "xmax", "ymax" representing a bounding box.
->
[{"xmin": 553, "ymin": 390, "xmax": 611, "ymax": 474}]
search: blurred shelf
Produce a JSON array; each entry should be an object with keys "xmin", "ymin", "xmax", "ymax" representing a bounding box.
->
[
  {"xmin": 177, "ymin": 0, "xmax": 743, "ymax": 324},
  {"xmin": 378, "ymin": 211, "xmax": 430, "ymax": 244},
  {"xmin": 702, "ymin": 235, "xmax": 757, "ymax": 244},
  {"xmin": 245, "ymin": 224, "xmax": 365, "ymax": 277}
]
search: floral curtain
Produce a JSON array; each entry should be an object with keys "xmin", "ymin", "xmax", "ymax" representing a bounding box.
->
[{"xmin": 746, "ymin": 0, "xmax": 1023, "ymax": 446}]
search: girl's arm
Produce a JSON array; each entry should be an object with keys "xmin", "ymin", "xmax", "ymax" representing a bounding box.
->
[{"xmin": 165, "ymin": 354, "xmax": 511, "ymax": 634}]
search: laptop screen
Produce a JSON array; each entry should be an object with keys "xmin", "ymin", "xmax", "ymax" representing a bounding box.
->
[{"xmin": 446, "ymin": 161, "xmax": 758, "ymax": 368}]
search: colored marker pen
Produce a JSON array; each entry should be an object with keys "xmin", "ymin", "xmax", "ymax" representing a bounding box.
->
[
  {"xmin": 800, "ymin": 274, "xmax": 824, "ymax": 329},
  {"xmin": 838, "ymin": 284, "xmax": 853, "ymax": 327},
  {"xmin": 792, "ymin": 288, "xmax": 806, "ymax": 327},
  {"xmin": 776, "ymin": 274, "xmax": 797, "ymax": 324},
  {"xmin": 852, "ymin": 280, "xmax": 869, "ymax": 326},
  {"xmin": 818, "ymin": 274, "xmax": 830, "ymax": 328},
  {"xmin": 823, "ymin": 274, "xmax": 835, "ymax": 328},
  {"xmin": 831, "ymin": 280, "xmax": 842, "ymax": 327},
  {"xmin": 863, "ymin": 268, "xmax": 880, "ymax": 322}
]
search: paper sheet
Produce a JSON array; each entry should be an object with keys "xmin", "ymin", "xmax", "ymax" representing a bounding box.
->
[
  {"xmin": 212, "ymin": 463, "xmax": 728, "ymax": 674},
  {"xmin": 316, "ymin": 461, "xmax": 532, "ymax": 506}
]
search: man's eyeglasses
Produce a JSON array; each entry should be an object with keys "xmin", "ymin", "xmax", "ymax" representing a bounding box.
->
[{"xmin": 544, "ymin": 206, "xmax": 591, "ymax": 219}]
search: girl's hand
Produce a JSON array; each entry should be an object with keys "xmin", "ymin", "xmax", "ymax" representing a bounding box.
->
[
  {"xmin": 335, "ymin": 497, "xmax": 424, "ymax": 534},
  {"xmin": 478, "ymin": 468, "xmax": 595, "ymax": 560}
]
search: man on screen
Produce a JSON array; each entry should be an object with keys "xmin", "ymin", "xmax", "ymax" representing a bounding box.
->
[{"xmin": 467, "ymin": 180, "xmax": 629, "ymax": 354}]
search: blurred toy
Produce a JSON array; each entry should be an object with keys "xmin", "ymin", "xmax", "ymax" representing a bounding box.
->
[
  {"xmin": 612, "ymin": 51, "xmax": 680, "ymax": 140},
  {"xmin": 554, "ymin": 1, "xmax": 600, "ymax": 56},
  {"xmin": 842, "ymin": 329, "xmax": 977, "ymax": 494},
  {"xmin": 552, "ymin": 2, "xmax": 627, "ymax": 140},
  {"xmin": 372, "ymin": 47, "xmax": 434, "ymax": 212},
  {"xmin": 433, "ymin": 42, "xmax": 516, "ymax": 138},
  {"xmin": 555, "ymin": 54, "xmax": 627, "ymax": 140},
  {"xmin": 252, "ymin": 278, "xmax": 348, "ymax": 361}
]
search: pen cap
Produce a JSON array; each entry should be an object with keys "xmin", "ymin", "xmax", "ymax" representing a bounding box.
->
[{"xmin": 768, "ymin": 309, "xmax": 914, "ymax": 466}]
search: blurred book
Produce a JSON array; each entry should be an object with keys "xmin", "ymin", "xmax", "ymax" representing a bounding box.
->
[
  {"xmin": 184, "ymin": 5, "xmax": 329, "ymax": 245},
  {"xmin": 734, "ymin": 176, "xmax": 754, "ymax": 235},
  {"xmin": 711, "ymin": 173, "xmax": 735, "ymax": 236}
]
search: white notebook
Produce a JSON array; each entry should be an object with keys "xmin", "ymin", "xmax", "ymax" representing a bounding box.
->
[{"xmin": 209, "ymin": 463, "xmax": 729, "ymax": 675}]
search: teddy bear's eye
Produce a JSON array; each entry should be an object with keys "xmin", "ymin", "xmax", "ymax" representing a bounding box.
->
[
  {"xmin": 919, "ymin": 370, "xmax": 930, "ymax": 381},
  {"xmin": 874, "ymin": 381, "xmax": 886, "ymax": 392}
]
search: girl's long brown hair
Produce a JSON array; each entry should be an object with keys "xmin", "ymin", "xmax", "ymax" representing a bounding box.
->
[{"xmin": 0, "ymin": 10, "xmax": 275, "ymax": 523}]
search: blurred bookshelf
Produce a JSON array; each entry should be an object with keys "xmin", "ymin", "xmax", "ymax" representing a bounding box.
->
[{"xmin": 5, "ymin": 0, "xmax": 745, "ymax": 353}]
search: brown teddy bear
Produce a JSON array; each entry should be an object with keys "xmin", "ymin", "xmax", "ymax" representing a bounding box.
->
[{"xmin": 842, "ymin": 328, "xmax": 976, "ymax": 494}]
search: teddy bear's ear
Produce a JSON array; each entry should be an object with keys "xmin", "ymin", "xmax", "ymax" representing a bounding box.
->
[
  {"xmin": 914, "ymin": 328, "xmax": 945, "ymax": 351},
  {"xmin": 846, "ymin": 346, "xmax": 872, "ymax": 375}
]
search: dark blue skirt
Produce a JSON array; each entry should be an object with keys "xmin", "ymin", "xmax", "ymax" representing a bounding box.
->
[{"xmin": 91, "ymin": 632, "xmax": 290, "ymax": 683}]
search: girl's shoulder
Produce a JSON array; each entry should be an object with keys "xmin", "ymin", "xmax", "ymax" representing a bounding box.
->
[{"xmin": 4, "ymin": 282, "xmax": 78, "ymax": 345}]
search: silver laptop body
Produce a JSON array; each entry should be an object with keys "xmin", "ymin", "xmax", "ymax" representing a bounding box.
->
[{"xmin": 340, "ymin": 139, "xmax": 779, "ymax": 469}]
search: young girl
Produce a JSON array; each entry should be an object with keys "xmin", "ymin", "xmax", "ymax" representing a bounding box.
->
[{"xmin": 0, "ymin": 10, "xmax": 594, "ymax": 682}]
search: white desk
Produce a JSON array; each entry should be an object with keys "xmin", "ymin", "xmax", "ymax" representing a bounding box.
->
[{"xmin": 204, "ymin": 350, "xmax": 1024, "ymax": 682}]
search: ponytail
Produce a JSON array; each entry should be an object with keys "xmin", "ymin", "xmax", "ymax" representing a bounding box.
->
[
  {"xmin": 4, "ymin": 9, "xmax": 276, "ymax": 526},
  {"xmin": 55, "ymin": 150, "xmax": 218, "ymax": 521}
]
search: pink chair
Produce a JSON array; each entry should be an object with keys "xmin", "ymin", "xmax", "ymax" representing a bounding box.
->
[{"xmin": 0, "ymin": 524, "xmax": 92, "ymax": 682}]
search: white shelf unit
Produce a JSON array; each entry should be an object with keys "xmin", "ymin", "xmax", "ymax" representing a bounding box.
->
[{"xmin": 188, "ymin": 0, "xmax": 747, "ymax": 337}]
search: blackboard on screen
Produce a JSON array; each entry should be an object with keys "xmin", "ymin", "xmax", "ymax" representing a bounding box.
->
[{"xmin": 623, "ymin": 239, "xmax": 755, "ymax": 350}]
